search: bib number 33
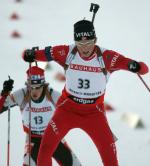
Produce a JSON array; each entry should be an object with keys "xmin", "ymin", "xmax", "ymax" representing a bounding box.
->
[{"xmin": 78, "ymin": 78, "xmax": 90, "ymax": 89}]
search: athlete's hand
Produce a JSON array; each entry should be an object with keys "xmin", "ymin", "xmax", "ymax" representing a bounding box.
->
[
  {"xmin": 23, "ymin": 49, "xmax": 35, "ymax": 62},
  {"xmin": 1, "ymin": 78, "xmax": 14, "ymax": 96},
  {"xmin": 128, "ymin": 61, "xmax": 149, "ymax": 75},
  {"xmin": 128, "ymin": 61, "xmax": 141, "ymax": 73}
]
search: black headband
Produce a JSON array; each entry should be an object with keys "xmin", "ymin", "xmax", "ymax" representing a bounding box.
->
[{"xmin": 74, "ymin": 20, "xmax": 96, "ymax": 41}]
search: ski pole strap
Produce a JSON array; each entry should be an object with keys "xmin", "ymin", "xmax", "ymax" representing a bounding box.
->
[
  {"xmin": 96, "ymin": 46, "xmax": 107, "ymax": 75},
  {"xmin": 65, "ymin": 46, "xmax": 77, "ymax": 66},
  {"xmin": 64, "ymin": 46, "xmax": 77, "ymax": 70}
]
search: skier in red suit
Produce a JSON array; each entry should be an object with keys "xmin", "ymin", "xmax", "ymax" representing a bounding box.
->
[{"xmin": 22, "ymin": 20, "xmax": 149, "ymax": 166}]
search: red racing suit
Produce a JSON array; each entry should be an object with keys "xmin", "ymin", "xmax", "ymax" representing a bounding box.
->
[{"xmin": 23, "ymin": 44, "xmax": 148, "ymax": 166}]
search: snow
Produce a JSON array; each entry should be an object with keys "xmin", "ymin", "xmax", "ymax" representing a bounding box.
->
[{"xmin": 0, "ymin": 0, "xmax": 150, "ymax": 165}]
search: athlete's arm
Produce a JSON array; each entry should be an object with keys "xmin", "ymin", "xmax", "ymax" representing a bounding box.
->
[
  {"xmin": 23, "ymin": 45, "xmax": 70, "ymax": 67},
  {"xmin": 0, "ymin": 89, "xmax": 25, "ymax": 113},
  {"xmin": 103, "ymin": 50, "xmax": 149, "ymax": 75}
]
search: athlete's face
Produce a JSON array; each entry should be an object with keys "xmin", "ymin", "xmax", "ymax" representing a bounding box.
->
[
  {"xmin": 75, "ymin": 38, "xmax": 96, "ymax": 57},
  {"xmin": 30, "ymin": 85, "xmax": 44, "ymax": 100}
]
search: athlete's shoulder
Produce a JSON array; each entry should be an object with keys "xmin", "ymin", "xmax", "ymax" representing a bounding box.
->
[
  {"xmin": 51, "ymin": 44, "xmax": 74, "ymax": 66},
  {"xmin": 99, "ymin": 46, "xmax": 121, "ymax": 62},
  {"xmin": 99, "ymin": 46, "xmax": 108, "ymax": 54},
  {"xmin": 12, "ymin": 87, "xmax": 27, "ymax": 105}
]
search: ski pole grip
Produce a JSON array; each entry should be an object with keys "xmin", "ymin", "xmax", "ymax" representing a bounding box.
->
[
  {"xmin": 32, "ymin": 46, "xmax": 39, "ymax": 51},
  {"xmin": 90, "ymin": 3, "xmax": 100, "ymax": 23},
  {"xmin": 90, "ymin": 3, "xmax": 100, "ymax": 14}
]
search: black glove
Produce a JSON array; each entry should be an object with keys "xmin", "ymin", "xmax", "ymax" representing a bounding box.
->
[
  {"xmin": 23, "ymin": 49, "xmax": 35, "ymax": 62},
  {"xmin": 1, "ymin": 78, "xmax": 14, "ymax": 96},
  {"xmin": 128, "ymin": 61, "xmax": 141, "ymax": 73}
]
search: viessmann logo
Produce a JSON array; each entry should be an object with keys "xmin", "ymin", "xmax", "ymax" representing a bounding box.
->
[{"xmin": 70, "ymin": 64, "xmax": 102, "ymax": 72}]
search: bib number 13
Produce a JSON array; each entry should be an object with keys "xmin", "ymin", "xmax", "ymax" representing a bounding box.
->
[
  {"xmin": 78, "ymin": 78, "xmax": 90, "ymax": 89},
  {"xmin": 34, "ymin": 116, "xmax": 43, "ymax": 125}
]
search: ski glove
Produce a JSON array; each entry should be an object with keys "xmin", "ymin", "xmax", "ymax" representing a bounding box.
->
[
  {"xmin": 23, "ymin": 49, "xmax": 35, "ymax": 62},
  {"xmin": 1, "ymin": 78, "xmax": 14, "ymax": 96},
  {"xmin": 128, "ymin": 61, "xmax": 149, "ymax": 75},
  {"xmin": 128, "ymin": 61, "xmax": 141, "ymax": 73}
]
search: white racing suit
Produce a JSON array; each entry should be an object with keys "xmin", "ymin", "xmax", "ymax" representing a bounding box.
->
[{"xmin": 0, "ymin": 86, "xmax": 81, "ymax": 166}]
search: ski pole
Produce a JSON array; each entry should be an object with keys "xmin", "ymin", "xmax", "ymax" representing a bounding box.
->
[
  {"xmin": 90, "ymin": 3, "xmax": 100, "ymax": 23},
  {"xmin": 7, "ymin": 75, "xmax": 13, "ymax": 166},
  {"xmin": 32, "ymin": 47, "xmax": 39, "ymax": 66},
  {"xmin": 137, "ymin": 73, "xmax": 150, "ymax": 93},
  {"xmin": 28, "ymin": 63, "xmax": 32, "ymax": 166},
  {"xmin": 7, "ymin": 105, "xmax": 11, "ymax": 166}
]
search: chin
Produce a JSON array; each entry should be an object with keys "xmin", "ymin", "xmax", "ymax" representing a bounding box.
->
[
  {"xmin": 32, "ymin": 96, "xmax": 39, "ymax": 100},
  {"xmin": 83, "ymin": 53, "xmax": 91, "ymax": 57}
]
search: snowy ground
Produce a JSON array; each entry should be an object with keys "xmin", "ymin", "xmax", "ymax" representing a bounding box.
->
[{"xmin": 0, "ymin": 0, "xmax": 150, "ymax": 165}]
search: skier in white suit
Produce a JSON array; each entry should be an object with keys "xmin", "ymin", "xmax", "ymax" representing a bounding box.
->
[{"xmin": 0, "ymin": 66, "xmax": 81, "ymax": 166}]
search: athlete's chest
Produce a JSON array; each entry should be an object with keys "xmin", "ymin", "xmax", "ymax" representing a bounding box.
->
[
  {"xmin": 23, "ymin": 97, "xmax": 55, "ymax": 114},
  {"xmin": 66, "ymin": 53, "xmax": 103, "ymax": 74},
  {"xmin": 65, "ymin": 53, "xmax": 108, "ymax": 98}
]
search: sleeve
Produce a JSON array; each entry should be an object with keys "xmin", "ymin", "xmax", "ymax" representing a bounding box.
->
[
  {"xmin": 0, "ymin": 88, "xmax": 25, "ymax": 113},
  {"xmin": 0, "ymin": 95, "xmax": 7, "ymax": 112},
  {"xmin": 12, "ymin": 88, "xmax": 26, "ymax": 106},
  {"xmin": 0, "ymin": 94, "xmax": 17, "ymax": 113},
  {"xmin": 102, "ymin": 49, "xmax": 137, "ymax": 73},
  {"xmin": 34, "ymin": 45, "xmax": 70, "ymax": 66}
]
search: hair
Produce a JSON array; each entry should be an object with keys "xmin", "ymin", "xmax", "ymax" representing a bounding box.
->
[{"xmin": 21, "ymin": 83, "xmax": 53, "ymax": 110}]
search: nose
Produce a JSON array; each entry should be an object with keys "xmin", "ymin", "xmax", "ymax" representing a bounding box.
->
[{"xmin": 82, "ymin": 45, "xmax": 90, "ymax": 50}]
